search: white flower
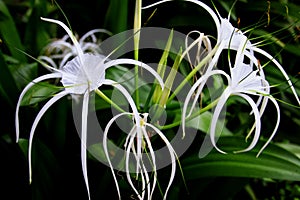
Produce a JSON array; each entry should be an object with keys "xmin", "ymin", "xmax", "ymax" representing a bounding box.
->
[
  {"xmin": 39, "ymin": 28, "xmax": 112, "ymax": 69},
  {"xmin": 15, "ymin": 17, "xmax": 164, "ymax": 200},
  {"xmin": 103, "ymin": 113, "xmax": 177, "ymax": 200},
  {"xmin": 144, "ymin": 0, "xmax": 300, "ymax": 105},
  {"xmin": 183, "ymin": 50, "xmax": 280, "ymax": 157},
  {"xmin": 144, "ymin": 0, "xmax": 299, "ymax": 156}
]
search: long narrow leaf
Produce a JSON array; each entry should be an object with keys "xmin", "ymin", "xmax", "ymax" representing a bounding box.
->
[
  {"xmin": 0, "ymin": 1, "xmax": 26, "ymax": 62},
  {"xmin": 182, "ymin": 136, "xmax": 300, "ymax": 181}
]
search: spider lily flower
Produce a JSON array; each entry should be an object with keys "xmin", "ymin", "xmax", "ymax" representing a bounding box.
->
[
  {"xmin": 183, "ymin": 48, "xmax": 280, "ymax": 157},
  {"xmin": 184, "ymin": 30, "xmax": 212, "ymax": 74},
  {"xmin": 39, "ymin": 28, "xmax": 112, "ymax": 69},
  {"xmin": 146, "ymin": 1, "xmax": 299, "ymax": 157},
  {"xmin": 144, "ymin": 0, "xmax": 300, "ymax": 106},
  {"xmin": 15, "ymin": 17, "xmax": 164, "ymax": 200},
  {"xmin": 103, "ymin": 113, "xmax": 177, "ymax": 200}
]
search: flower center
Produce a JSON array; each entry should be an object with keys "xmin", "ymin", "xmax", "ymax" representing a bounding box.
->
[{"xmin": 61, "ymin": 53, "xmax": 106, "ymax": 94}]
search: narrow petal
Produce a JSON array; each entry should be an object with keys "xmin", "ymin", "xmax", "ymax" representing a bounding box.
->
[
  {"xmin": 183, "ymin": 31, "xmax": 204, "ymax": 65},
  {"xmin": 209, "ymin": 87, "xmax": 231, "ymax": 154},
  {"xmin": 49, "ymin": 40, "xmax": 74, "ymax": 51},
  {"xmin": 103, "ymin": 59, "xmax": 164, "ymax": 89},
  {"xmin": 256, "ymin": 96, "xmax": 280, "ymax": 157},
  {"xmin": 79, "ymin": 29, "xmax": 112, "ymax": 43},
  {"xmin": 145, "ymin": 123, "xmax": 176, "ymax": 200},
  {"xmin": 233, "ymin": 93, "xmax": 261, "ymax": 153},
  {"xmin": 141, "ymin": 126, "xmax": 157, "ymax": 199},
  {"xmin": 81, "ymin": 91, "xmax": 91, "ymax": 200},
  {"xmin": 246, "ymin": 96, "xmax": 268, "ymax": 141},
  {"xmin": 103, "ymin": 112, "xmax": 132, "ymax": 199},
  {"xmin": 59, "ymin": 52, "xmax": 74, "ymax": 68},
  {"xmin": 103, "ymin": 79, "xmax": 141, "ymax": 128},
  {"xmin": 15, "ymin": 73, "xmax": 62, "ymax": 142},
  {"xmin": 28, "ymin": 90, "xmax": 68, "ymax": 183},
  {"xmin": 182, "ymin": 70, "xmax": 231, "ymax": 138},
  {"xmin": 38, "ymin": 56, "xmax": 58, "ymax": 70},
  {"xmin": 40, "ymin": 18, "xmax": 84, "ymax": 57},
  {"xmin": 40, "ymin": 17, "xmax": 90, "ymax": 80},
  {"xmin": 142, "ymin": 0, "xmax": 221, "ymax": 36},
  {"xmin": 252, "ymin": 47, "xmax": 300, "ymax": 105},
  {"xmin": 125, "ymin": 129, "xmax": 143, "ymax": 199}
]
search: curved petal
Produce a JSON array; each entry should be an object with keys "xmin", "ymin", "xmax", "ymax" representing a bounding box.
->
[
  {"xmin": 141, "ymin": 125, "xmax": 157, "ymax": 199},
  {"xmin": 103, "ymin": 79, "xmax": 141, "ymax": 129},
  {"xmin": 40, "ymin": 18, "xmax": 90, "ymax": 80},
  {"xmin": 40, "ymin": 18, "xmax": 84, "ymax": 57},
  {"xmin": 79, "ymin": 29, "xmax": 112, "ymax": 43},
  {"xmin": 103, "ymin": 112, "xmax": 132, "ymax": 199},
  {"xmin": 209, "ymin": 87, "xmax": 231, "ymax": 154},
  {"xmin": 103, "ymin": 59, "xmax": 164, "ymax": 89},
  {"xmin": 233, "ymin": 93, "xmax": 261, "ymax": 153},
  {"xmin": 59, "ymin": 52, "xmax": 74, "ymax": 69},
  {"xmin": 38, "ymin": 56, "xmax": 58, "ymax": 70},
  {"xmin": 252, "ymin": 46, "xmax": 300, "ymax": 106},
  {"xmin": 256, "ymin": 96, "xmax": 280, "ymax": 157},
  {"xmin": 182, "ymin": 70, "xmax": 231, "ymax": 138},
  {"xmin": 145, "ymin": 122, "xmax": 176, "ymax": 200},
  {"xmin": 125, "ymin": 127, "xmax": 143, "ymax": 199},
  {"xmin": 142, "ymin": 0, "xmax": 221, "ymax": 36},
  {"xmin": 183, "ymin": 31, "xmax": 205, "ymax": 67},
  {"xmin": 28, "ymin": 90, "xmax": 68, "ymax": 183},
  {"xmin": 15, "ymin": 73, "xmax": 62, "ymax": 142}
]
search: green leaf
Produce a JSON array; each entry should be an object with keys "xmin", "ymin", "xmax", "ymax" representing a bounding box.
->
[
  {"xmin": 18, "ymin": 138, "xmax": 62, "ymax": 200},
  {"xmin": 24, "ymin": 0, "xmax": 50, "ymax": 55},
  {"xmin": 104, "ymin": 0, "xmax": 128, "ymax": 34},
  {"xmin": 0, "ymin": 50, "xmax": 19, "ymax": 105},
  {"xmin": 186, "ymin": 111, "xmax": 233, "ymax": 136},
  {"xmin": 0, "ymin": 0, "xmax": 27, "ymax": 62},
  {"xmin": 8, "ymin": 60, "xmax": 38, "ymax": 89},
  {"xmin": 20, "ymin": 82, "xmax": 61, "ymax": 106},
  {"xmin": 182, "ymin": 136, "xmax": 300, "ymax": 181}
]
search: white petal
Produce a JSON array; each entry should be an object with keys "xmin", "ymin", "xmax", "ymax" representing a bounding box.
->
[
  {"xmin": 233, "ymin": 93, "xmax": 261, "ymax": 153},
  {"xmin": 41, "ymin": 18, "xmax": 84, "ymax": 57},
  {"xmin": 15, "ymin": 73, "xmax": 62, "ymax": 142},
  {"xmin": 252, "ymin": 47, "xmax": 300, "ymax": 105},
  {"xmin": 79, "ymin": 29, "xmax": 112, "ymax": 44},
  {"xmin": 103, "ymin": 79, "xmax": 141, "ymax": 129},
  {"xmin": 145, "ymin": 123, "xmax": 176, "ymax": 200},
  {"xmin": 182, "ymin": 70, "xmax": 231, "ymax": 138},
  {"xmin": 256, "ymin": 96, "xmax": 280, "ymax": 157},
  {"xmin": 59, "ymin": 52, "xmax": 74, "ymax": 69},
  {"xmin": 40, "ymin": 17, "xmax": 92, "ymax": 80},
  {"xmin": 103, "ymin": 59, "xmax": 164, "ymax": 89},
  {"xmin": 28, "ymin": 90, "xmax": 68, "ymax": 183},
  {"xmin": 142, "ymin": 0, "xmax": 221, "ymax": 37},
  {"xmin": 209, "ymin": 88, "xmax": 231, "ymax": 154},
  {"xmin": 125, "ymin": 129, "xmax": 143, "ymax": 199},
  {"xmin": 81, "ymin": 91, "xmax": 91, "ymax": 200},
  {"xmin": 38, "ymin": 56, "xmax": 58, "ymax": 70},
  {"xmin": 141, "ymin": 125, "xmax": 157, "ymax": 199},
  {"xmin": 103, "ymin": 112, "xmax": 132, "ymax": 199}
]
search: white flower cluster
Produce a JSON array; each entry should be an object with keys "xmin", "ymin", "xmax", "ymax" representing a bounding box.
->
[{"xmin": 15, "ymin": 1, "xmax": 300, "ymax": 200}]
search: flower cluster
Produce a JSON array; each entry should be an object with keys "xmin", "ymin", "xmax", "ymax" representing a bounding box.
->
[{"xmin": 15, "ymin": 0, "xmax": 300, "ymax": 200}]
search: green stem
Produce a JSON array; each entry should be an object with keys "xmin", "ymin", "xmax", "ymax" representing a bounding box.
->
[
  {"xmin": 95, "ymin": 89, "xmax": 125, "ymax": 113},
  {"xmin": 134, "ymin": 0, "xmax": 142, "ymax": 110},
  {"xmin": 160, "ymin": 98, "xmax": 219, "ymax": 130},
  {"xmin": 167, "ymin": 44, "xmax": 219, "ymax": 104}
]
